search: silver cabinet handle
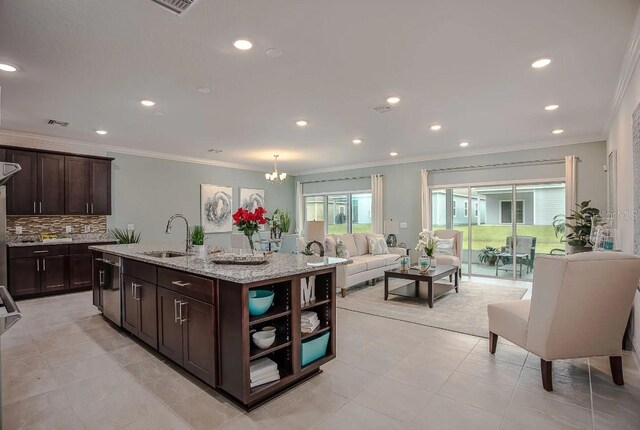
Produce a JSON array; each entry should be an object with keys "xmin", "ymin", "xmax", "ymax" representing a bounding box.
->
[
  {"xmin": 171, "ymin": 280, "xmax": 191, "ymax": 287},
  {"xmin": 174, "ymin": 299, "xmax": 180, "ymax": 323},
  {"xmin": 42, "ymin": 258, "xmax": 46, "ymax": 271},
  {"xmin": 86, "ymin": 203, "xmax": 89, "ymax": 214},
  {"xmin": 136, "ymin": 284, "xmax": 141, "ymax": 301},
  {"xmin": 39, "ymin": 202, "xmax": 42, "ymax": 214},
  {"xmin": 99, "ymin": 269, "xmax": 104, "ymax": 286},
  {"xmin": 131, "ymin": 282, "xmax": 137, "ymax": 299},
  {"xmin": 33, "ymin": 250, "xmax": 49, "ymax": 254},
  {"xmin": 33, "ymin": 202, "xmax": 36, "ymax": 214},
  {"xmin": 36, "ymin": 259, "xmax": 40, "ymax": 272},
  {"xmin": 91, "ymin": 203, "xmax": 94, "ymax": 214},
  {"xmin": 179, "ymin": 301, "xmax": 188, "ymax": 324}
]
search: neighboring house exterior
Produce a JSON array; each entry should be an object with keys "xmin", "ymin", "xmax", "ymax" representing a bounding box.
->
[{"xmin": 432, "ymin": 184, "xmax": 565, "ymax": 226}]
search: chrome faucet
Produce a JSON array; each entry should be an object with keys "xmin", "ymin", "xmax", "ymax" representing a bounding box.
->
[{"xmin": 165, "ymin": 214, "xmax": 192, "ymax": 253}]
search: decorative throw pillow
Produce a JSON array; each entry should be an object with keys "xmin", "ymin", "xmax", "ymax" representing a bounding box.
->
[
  {"xmin": 324, "ymin": 235, "xmax": 337, "ymax": 257},
  {"xmin": 435, "ymin": 238, "xmax": 455, "ymax": 255},
  {"xmin": 336, "ymin": 239, "xmax": 350, "ymax": 258},
  {"xmin": 367, "ymin": 237, "xmax": 389, "ymax": 255}
]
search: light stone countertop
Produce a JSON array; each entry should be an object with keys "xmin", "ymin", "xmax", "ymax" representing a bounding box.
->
[
  {"xmin": 89, "ymin": 243, "xmax": 350, "ymax": 284},
  {"xmin": 7, "ymin": 237, "xmax": 116, "ymax": 247}
]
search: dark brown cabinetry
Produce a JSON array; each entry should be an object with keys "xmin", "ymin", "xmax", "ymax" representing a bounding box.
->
[
  {"xmin": 3, "ymin": 146, "xmax": 112, "ymax": 216},
  {"xmin": 122, "ymin": 260, "xmax": 158, "ymax": 349},
  {"xmin": 64, "ymin": 156, "xmax": 111, "ymax": 215},
  {"xmin": 158, "ymin": 286, "xmax": 216, "ymax": 385}
]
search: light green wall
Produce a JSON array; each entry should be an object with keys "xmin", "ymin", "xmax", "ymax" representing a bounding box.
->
[
  {"xmin": 296, "ymin": 141, "xmax": 607, "ymax": 246},
  {"xmin": 108, "ymin": 153, "xmax": 296, "ymax": 248}
]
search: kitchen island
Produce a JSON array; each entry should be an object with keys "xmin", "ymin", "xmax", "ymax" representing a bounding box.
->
[{"xmin": 90, "ymin": 243, "xmax": 348, "ymax": 409}]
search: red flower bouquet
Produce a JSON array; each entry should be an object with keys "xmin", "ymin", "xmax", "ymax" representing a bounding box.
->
[{"xmin": 232, "ymin": 207, "xmax": 267, "ymax": 253}]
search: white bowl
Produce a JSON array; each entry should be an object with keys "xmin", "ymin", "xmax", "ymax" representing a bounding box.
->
[{"xmin": 252, "ymin": 331, "xmax": 276, "ymax": 349}]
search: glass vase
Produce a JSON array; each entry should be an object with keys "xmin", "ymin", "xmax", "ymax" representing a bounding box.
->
[{"xmin": 418, "ymin": 256, "xmax": 431, "ymax": 272}]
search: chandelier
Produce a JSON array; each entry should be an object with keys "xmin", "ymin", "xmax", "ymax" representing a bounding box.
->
[{"xmin": 265, "ymin": 155, "xmax": 287, "ymax": 184}]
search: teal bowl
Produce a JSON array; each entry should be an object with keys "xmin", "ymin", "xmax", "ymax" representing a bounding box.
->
[{"xmin": 248, "ymin": 290, "xmax": 274, "ymax": 316}]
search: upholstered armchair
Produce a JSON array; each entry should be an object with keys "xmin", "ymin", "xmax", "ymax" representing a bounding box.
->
[
  {"xmin": 488, "ymin": 252, "xmax": 640, "ymax": 391},
  {"xmin": 434, "ymin": 230, "xmax": 463, "ymax": 277}
]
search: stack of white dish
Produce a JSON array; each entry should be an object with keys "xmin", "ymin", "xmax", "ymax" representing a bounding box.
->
[
  {"xmin": 250, "ymin": 357, "xmax": 280, "ymax": 388},
  {"xmin": 301, "ymin": 311, "xmax": 320, "ymax": 334}
]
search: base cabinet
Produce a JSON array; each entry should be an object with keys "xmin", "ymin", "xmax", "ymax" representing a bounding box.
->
[
  {"xmin": 122, "ymin": 274, "xmax": 158, "ymax": 349},
  {"xmin": 158, "ymin": 286, "xmax": 216, "ymax": 385}
]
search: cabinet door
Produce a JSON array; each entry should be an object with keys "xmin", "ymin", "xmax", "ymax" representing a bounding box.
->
[
  {"xmin": 89, "ymin": 159, "xmax": 111, "ymax": 215},
  {"xmin": 6, "ymin": 150, "xmax": 37, "ymax": 215},
  {"xmin": 137, "ymin": 280, "xmax": 158, "ymax": 349},
  {"xmin": 93, "ymin": 259, "xmax": 104, "ymax": 311},
  {"xmin": 37, "ymin": 153, "xmax": 65, "ymax": 215},
  {"xmin": 122, "ymin": 275, "xmax": 139, "ymax": 335},
  {"xmin": 41, "ymin": 255, "xmax": 67, "ymax": 292},
  {"xmin": 8, "ymin": 257, "xmax": 40, "ymax": 297},
  {"xmin": 65, "ymin": 156, "xmax": 89, "ymax": 215},
  {"xmin": 157, "ymin": 287, "xmax": 184, "ymax": 365},
  {"xmin": 69, "ymin": 253, "xmax": 93, "ymax": 290},
  {"xmin": 182, "ymin": 298, "xmax": 216, "ymax": 386}
]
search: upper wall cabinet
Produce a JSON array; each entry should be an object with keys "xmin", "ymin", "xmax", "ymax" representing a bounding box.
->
[
  {"xmin": 5, "ymin": 147, "xmax": 112, "ymax": 216},
  {"xmin": 65, "ymin": 156, "xmax": 112, "ymax": 215}
]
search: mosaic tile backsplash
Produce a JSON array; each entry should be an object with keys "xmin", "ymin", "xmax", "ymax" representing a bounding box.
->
[{"xmin": 6, "ymin": 215, "xmax": 108, "ymax": 242}]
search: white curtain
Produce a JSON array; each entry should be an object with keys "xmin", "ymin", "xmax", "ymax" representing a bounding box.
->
[
  {"xmin": 295, "ymin": 181, "xmax": 304, "ymax": 236},
  {"xmin": 565, "ymin": 155, "xmax": 577, "ymax": 216},
  {"xmin": 421, "ymin": 169, "xmax": 431, "ymax": 230},
  {"xmin": 371, "ymin": 174, "xmax": 384, "ymax": 234}
]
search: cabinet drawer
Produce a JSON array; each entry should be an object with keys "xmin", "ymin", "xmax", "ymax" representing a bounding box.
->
[
  {"xmin": 9, "ymin": 245, "xmax": 68, "ymax": 259},
  {"xmin": 157, "ymin": 267, "xmax": 215, "ymax": 304},
  {"xmin": 69, "ymin": 242, "xmax": 116, "ymax": 255},
  {"xmin": 122, "ymin": 259, "xmax": 157, "ymax": 284}
]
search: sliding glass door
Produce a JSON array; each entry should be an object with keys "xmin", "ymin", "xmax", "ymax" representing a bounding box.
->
[{"xmin": 431, "ymin": 181, "xmax": 565, "ymax": 281}]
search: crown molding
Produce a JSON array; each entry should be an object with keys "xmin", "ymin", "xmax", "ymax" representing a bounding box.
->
[
  {"xmin": 605, "ymin": 5, "xmax": 640, "ymax": 136},
  {"xmin": 0, "ymin": 128, "xmax": 266, "ymax": 172},
  {"xmin": 294, "ymin": 134, "xmax": 605, "ymax": 176}
]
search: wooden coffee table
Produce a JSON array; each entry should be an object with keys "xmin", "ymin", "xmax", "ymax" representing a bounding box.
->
[{"xmin": 384, "ymin": 265, "xmax": 459, "ymax": 308}]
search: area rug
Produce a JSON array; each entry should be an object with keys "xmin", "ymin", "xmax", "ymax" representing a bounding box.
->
[{"xmin": 337, "ymin": 279, "xmax": 527, "ymax": 338}]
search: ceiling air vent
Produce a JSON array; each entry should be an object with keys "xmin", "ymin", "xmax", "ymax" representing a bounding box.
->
[
  {"xmin": 371, "ymin": 104, "xmax": 395, "ymax": 114},
  {"xmin": 151, "ymin": 0, "xmax": 197, "ymax": 14},
  {"xmin": 47, "ymin": 119, "xmax": 69, "ymax": 127}
]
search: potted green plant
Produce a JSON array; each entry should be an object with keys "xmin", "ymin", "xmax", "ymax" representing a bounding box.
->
[
  {"xmin": 191, "ymin": 225, "xmax": 205, "ymax": 257},
  {"xmin": 478, "ymin": 246, "xmax": 500, "ymax": 265},
  {"xmin": 110, "ymin": 227, "xmax": 141, "ymax": 244},
  {"xmin": 552, "ymin": 200, "xmax": 600, "ymax": 254}
]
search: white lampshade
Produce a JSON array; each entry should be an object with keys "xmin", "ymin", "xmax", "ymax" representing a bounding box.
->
[
  {"xmin": 384, "ymin": 219, "xmax": 399, "ymax": 235},
  {"xmin": 304, "ymin": 220, "xmax": 325, "ymax": 244}
]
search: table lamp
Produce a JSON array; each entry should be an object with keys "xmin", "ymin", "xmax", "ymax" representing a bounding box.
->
[{"xmin": 304, "ymin": 220, "xmax": 325, "ymax": 256}]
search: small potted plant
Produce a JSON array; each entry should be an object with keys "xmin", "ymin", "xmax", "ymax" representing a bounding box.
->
[
  {"xmin": 110, "ymin": 227, "xmax": 141, "ymax": 244},
  {"xmin": 553, "ymin": 200, "xmax": 600, "ymax": 254},
  {"xmin": 478, "ymin": 246, "xmax": 500, "ymax": 265},
  {"xmin": 191, "ymin": 225, "xmax": 205, "ymax": 258}
]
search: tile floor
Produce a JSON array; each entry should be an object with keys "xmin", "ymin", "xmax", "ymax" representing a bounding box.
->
[{"xmin": 2, "ymin": 289, "xmax": 639, "ymax": 429}]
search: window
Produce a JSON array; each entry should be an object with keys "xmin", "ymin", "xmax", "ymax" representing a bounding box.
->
[
  {"xmin": 452, "ymin": 200, "xmax": 457, "ymax": 217},
  {"xmin": 464, "ymin": 201, "xmax": 468, "ymax": 217},
  {"xmin": 474, "ymin": 202, "xmax": 479, "ymax": 217},
  {"xmin": 304, "ymin": 192, "xmax": 372, "ymax": 234},
  {"xmin": 500, "ymin": 200, "xmax": 524, "ymax": 224}
]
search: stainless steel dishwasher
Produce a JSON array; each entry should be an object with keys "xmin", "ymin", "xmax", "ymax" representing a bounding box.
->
[
  {"xmin": 0, "ymin": 285, "xmax": 22, "ymax": 429},
  {"xmin": 96, "ymin": 253, "xmax": 122, "ymax": 327}
]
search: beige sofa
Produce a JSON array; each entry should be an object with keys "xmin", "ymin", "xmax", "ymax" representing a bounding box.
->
[
  {"xmin": 488, "ymin": 252, "xmax": 640, "ymax": 391},
  {"xmin": 324, "ymin": 233, "xmax": 407, "ymax": 297}
]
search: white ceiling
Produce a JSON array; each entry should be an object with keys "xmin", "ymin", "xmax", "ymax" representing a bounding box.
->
[{"xmin": 0, "ymin": 0, "xmax": 638, "ymax": 173}]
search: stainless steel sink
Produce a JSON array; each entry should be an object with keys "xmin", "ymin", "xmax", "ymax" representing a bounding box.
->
[{"xmin": 140, "ymin": 250, "xmax": 188, "ymax": 258}]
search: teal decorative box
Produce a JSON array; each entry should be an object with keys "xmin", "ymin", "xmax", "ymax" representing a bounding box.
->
[{"xmin": 301, "ymin": 332, "xmax": 330, "ymax": 366}]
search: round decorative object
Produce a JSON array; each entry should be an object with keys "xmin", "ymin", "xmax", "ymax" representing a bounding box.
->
[
  {"xmin": 398, "ymin": 242, "xmax": 407, "ymax": 248},
  {"xmin": 305, "ymin": 240, "xmax": 325, "ymax": 257},
  {"xmin": 386, "ymin": 234, "xmax": 397, "ymax": 247}
]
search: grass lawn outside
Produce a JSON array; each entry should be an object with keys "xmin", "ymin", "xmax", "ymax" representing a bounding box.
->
[{"xmin": 327, "ymin": 223, "xmax": 372, "ymax": 235}]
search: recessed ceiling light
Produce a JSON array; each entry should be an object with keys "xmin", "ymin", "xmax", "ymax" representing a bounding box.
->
[
  {"xmin": 140, "ymin": 100, "xmax": 155, "ymax": 107},
  {"xmin": 266, "ymin": 48, "xmax": 282, "ymax": 58},
  {"xmin": 552, "ymin": 129, "xmax": 564, "ymax": 134},
  {"xmin": 545, "ymin": 104, "xmax": 559, "ymax": 111},
  {"xmin": 386, "ymin": 96, "xmax": 400, "ymax": 104},
  {"xmin": 430, "ymin": 124, "xmax": 442, "ymax": 131},
  {"xmin": 390, "ymin": 152, "xmax": 398, "ymax": 157},
  {"xmin": 234, "ymin": 39, "xmax": 253, "ymax": 50},
  {"xmin": 531, "ymin": 58, "xmax": 551, "ymax": 69},
  {"xmin": 459, "ymin": 141, "xmax": 469, "ymax": 147},
  {"xmin": 296, "ymin": 120, "xmax": 308, "ymax": 127},
  {"xmin": 0, "ymin": 63, "xmax": 19, "ymax": 72},
  {"xmin": 96, "ymin": 130, "xmax": 107, "ymax": 135},
  {"xmin": 352, "ymin": 139, "xmax": 362, "ymax": 144},
  {"xmin": 197, "ymin": 87, "xmax": 211, "ymax": 94}
]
